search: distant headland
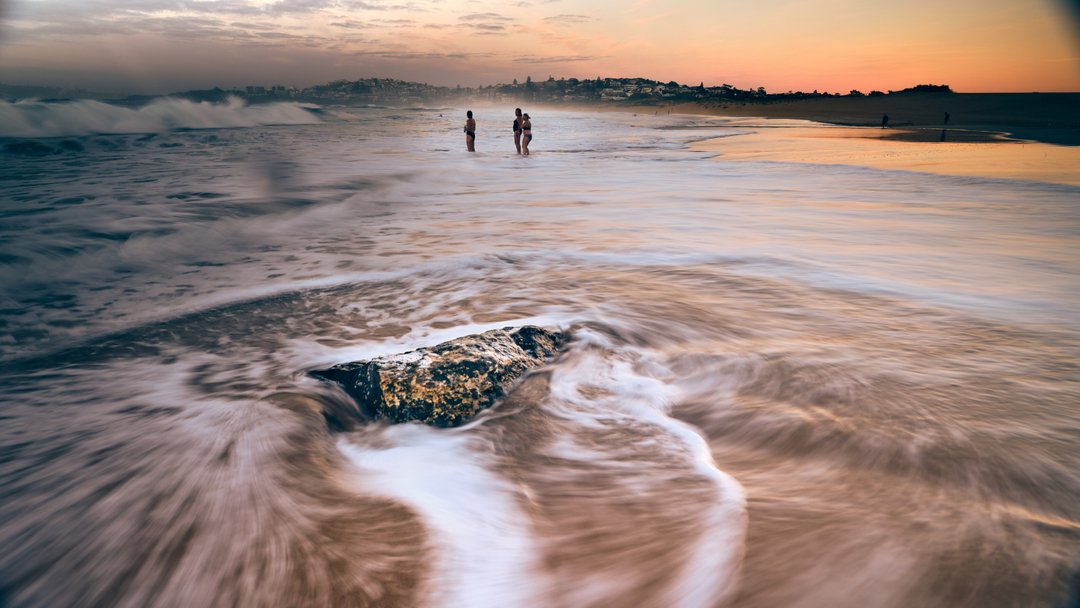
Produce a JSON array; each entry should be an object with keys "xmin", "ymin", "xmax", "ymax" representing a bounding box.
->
[{"xmin": 122, "ymin": 78, "xmax": 961, "ymax": 106}]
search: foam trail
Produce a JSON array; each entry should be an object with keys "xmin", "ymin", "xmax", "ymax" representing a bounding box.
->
[
  {"xmin": 338, "ymin": 426, "xmax": 548, "ymax": 608},
  {"xmin": 0, "ymin": 97, "xmax": 321, "ymax": 138},
  {"xmin": 548, "ymin": 329, "xmax": 748, "ymax": 607}
]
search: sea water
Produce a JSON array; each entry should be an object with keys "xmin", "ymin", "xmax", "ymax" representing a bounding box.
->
[{"xmin": 0, "ymin": 99, "xmax": 1078, "ymax": 607}]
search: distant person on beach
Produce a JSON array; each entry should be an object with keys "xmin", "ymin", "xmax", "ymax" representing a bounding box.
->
[
  {"xmin": 521, "ymin": 113, "xmax": 532, "ymax": 155},
  {"xmin": 881, "ymin": 113, "xmax": 889, "ymax": 128},
  {"xmin": 464, "ymin": 110, "xmax": 476, "ymax": 152},
  {"xmin": 513, "ymin": 108, "xmax": 523, "ymax": 154},
  {"xmin": 944, "ymin": 111, "xmax": 950, "ymax": 125}
]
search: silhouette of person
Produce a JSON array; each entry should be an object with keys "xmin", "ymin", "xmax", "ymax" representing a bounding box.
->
[
  {"xmin": 943, "ymin": 111, "xmax": 950, "ymax": 125},
  {"xmin": 464, "ymin": 110, "xmax": 476, "ymax": 152},
  {"xmin": 881, "ymin": 114, "xmax": 889, "ymax": 129},
  {"xmin": 513, "ymin": 108, "xmax": 523, "ymax": 154}
]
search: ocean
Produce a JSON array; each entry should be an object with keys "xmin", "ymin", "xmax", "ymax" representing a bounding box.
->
[{"xmin": 1, "ymin": 98, "xmax": 1078, "ymax": 607}]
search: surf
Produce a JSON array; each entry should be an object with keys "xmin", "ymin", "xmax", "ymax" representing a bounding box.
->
[{"xmin": 0, "ymin": 97, "xmax": 321, "ymax": 138}]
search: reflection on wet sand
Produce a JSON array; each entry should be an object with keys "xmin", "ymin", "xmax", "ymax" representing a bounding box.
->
[{"xmin": 692, "ymin": 122, "xmax": 1080, "ymax": 185}]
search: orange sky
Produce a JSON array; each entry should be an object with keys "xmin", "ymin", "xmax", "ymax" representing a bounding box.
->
[{"xmin": 1, "ymin": 0, "xmax": 1077, "ymax": 94}]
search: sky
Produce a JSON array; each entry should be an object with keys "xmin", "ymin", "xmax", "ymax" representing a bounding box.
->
[{"xmin": 1, "ymin": 0, "xmax": 1078, "ymax": 94}]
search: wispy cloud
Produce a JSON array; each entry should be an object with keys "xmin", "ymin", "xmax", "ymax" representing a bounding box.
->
[
  {"xmin": 462, "ymin": 23, "xmax": 507, "ymax": 34},
  {"xmin": 514, "ymin": 54, "xmax": 597, "ymax": 63},
  {"xmin": 456, "ymin": 11, "xmax": 515, "ymax": 35},
  {"xmin": 459, "ymin": 13, "xmax": 514, "ymax": 22},
  {"xmin": 543, "ymin": 13, "xmax": 592, "ymax": 24},
  {"xmin": 369, "ymin": 17, "xmax": 417, "ymax": 25},
  {"xmin": 330, "ymin": 19, "xmax": 368, "ymax": 28},
  {"xmin": 351, "ymin": 50, "xmax": 495, "ymax": 60},
  {"xmin": 263, "ymin": 0, "xmax": 338, "ymax": 15},
  {"xmin": 342, "ymin": 0, "xmax": 416, "ymax": 10}
]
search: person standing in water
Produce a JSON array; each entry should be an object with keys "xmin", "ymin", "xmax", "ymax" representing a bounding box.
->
[
  {"xmin": 513, "ymin": 108, "xmax": 523, "ymax": 154},
  {"xmin": 881, "ymin": 113, "xmax": 889, "ymax": 129},
  {"xmin": 521, "ymin": 113, "xmax": 532, "ymax": 155},
  {"xmin": 464, "ymin": 110, "xmax": 476, "ymax": 152}
]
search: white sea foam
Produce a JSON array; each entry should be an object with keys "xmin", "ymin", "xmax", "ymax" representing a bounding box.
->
[
  {"xmin": 0, "ymin": 97, "xmax": 320, "ymax": 138},
  {"xmin": 547, "ymin": 330, "xmax": 748, "ymax": 607},
  {"xmin": 337, "ymin": 427, "xmax": 549, "ymax": 608},
  {"xmin": 302, "ymin": 313, "xmax": 573, "ymax": 370}
]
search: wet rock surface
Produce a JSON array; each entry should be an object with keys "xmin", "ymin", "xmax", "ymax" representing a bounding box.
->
[{"xmin": 311, "ymin": 326, "xmax": 570, "ymax": 427}]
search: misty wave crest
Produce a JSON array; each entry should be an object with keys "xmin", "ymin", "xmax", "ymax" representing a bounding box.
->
[{"xmin": 0, "ymin": 97, "xmax": 321, "ymax": 138}]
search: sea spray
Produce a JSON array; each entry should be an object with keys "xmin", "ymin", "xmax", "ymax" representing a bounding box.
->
[{"xmin": 0, "ymin": 97, "xmax": 321, "ymax": 138}]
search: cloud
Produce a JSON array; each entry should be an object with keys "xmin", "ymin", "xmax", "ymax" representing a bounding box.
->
[
  {"xmin": 456, "ymin": 11, "xmax": 514, "ymax": 35},
  {"xmin": 514, "ymin": 55, "xmax": 597, "ymax": 63},
  {"xmin": 344, "ymin": 0, "xmax": 424, "ymax": 10},
  {"xmin": 330, "ymin": 19, "xmax": 368, "ymax": 28},
  {"xmin": 543, "ymin": 14, "xmax": 592, "ymax": 24},
  {"xmin": 10, "ymin": 14, "xmax": 241, "ymax": 39},
  {"xmin": 351, "ymin": 50, "xmax": 495, "ymax": 60},
  {"xmin": 463, "ymin": 23, "xmax": 507, "ymax": 32},
  {"xmin": 229, "ymin": 21, "xmax": 281, "ymax": 30},
  {"xmin": 176, "ymin": 1, "xmax": 265, "ymax": 16},
  {"xmin": 263, "ymin": 0, "xmax": 339, "ymax": 14},
  {"xmin": 459, "ymin": 13, "xmax": 513, "ymax": 22}
]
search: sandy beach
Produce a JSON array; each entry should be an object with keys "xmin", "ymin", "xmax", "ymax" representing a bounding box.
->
[{"xmin": 585, "ymin": 92, "xmax": 1080, "ymax": 184}]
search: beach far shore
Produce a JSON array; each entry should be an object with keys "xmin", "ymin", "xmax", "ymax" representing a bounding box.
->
[
  {"xmin": 606, "ymin": 92, "xmax": 1080, "ymax": 147},
  {"xmin": 589, "ymin": 92, "xmax": 1080, "ymax": 185}
]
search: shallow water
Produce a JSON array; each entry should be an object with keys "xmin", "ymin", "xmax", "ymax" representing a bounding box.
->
[{"xmin": 1, "ymin": 100, "xmax": 1078, "ymax": 607}]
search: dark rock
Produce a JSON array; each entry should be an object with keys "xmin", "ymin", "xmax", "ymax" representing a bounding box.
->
[{"xmin": 311, "ymin": 325, "xmax": 569, "ymax": 427}]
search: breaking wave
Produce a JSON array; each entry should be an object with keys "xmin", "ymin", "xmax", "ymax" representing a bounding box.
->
[{"xmin": 0, "ymin": 97, "xmax": 321, "ymax": 138}]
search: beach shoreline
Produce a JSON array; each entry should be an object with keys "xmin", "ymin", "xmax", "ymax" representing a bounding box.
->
[
  {"xmin": 557, "ymin": 94, "xmax": 1080, "ymax": 185},
  {"xmin": 690, "ymin": 125, "xmax": 1080, "ymax": 186},
  {"xmin": 581, "ymin": 92, "xmax": 1080, "ymax": 147}
]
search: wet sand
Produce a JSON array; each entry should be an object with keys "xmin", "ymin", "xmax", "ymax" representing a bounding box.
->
[{"xmin": 691, "ymin": 121, "xmax": 1080, "ymax": 186}]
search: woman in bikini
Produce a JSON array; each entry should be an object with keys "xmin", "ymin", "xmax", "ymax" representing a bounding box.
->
[
  {"xmin": 521, "ymin": 113, "xmax": 532, "ymax": 155},
  {"xmin": 464, "ymin": 110, "xmax": 476, "ymax": 152},
  {"xmin": 513, "ymin": 108, "xmax": 523, "ymax": 154}
]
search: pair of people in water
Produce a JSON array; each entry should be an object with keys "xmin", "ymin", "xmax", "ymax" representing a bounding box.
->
[
  {"xmin": 464, "ymin": 109, "xmax": 531, "ymax": 154},
  {"xmin": 513, "ymin": 108, "xmax": 532, "ymax": 155}
]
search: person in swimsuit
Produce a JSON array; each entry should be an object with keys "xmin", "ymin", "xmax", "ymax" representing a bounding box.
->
[
  {"xmin": 513, "ymin": 108, "xmax": 523, "ymax": 154},
  {"xmin": 521, "ymin": 113, "xmax": 532, "ymax": 155},
  {"xmin": 464, "ymin": 110, "xmax": 476, "ymax": 152}
]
